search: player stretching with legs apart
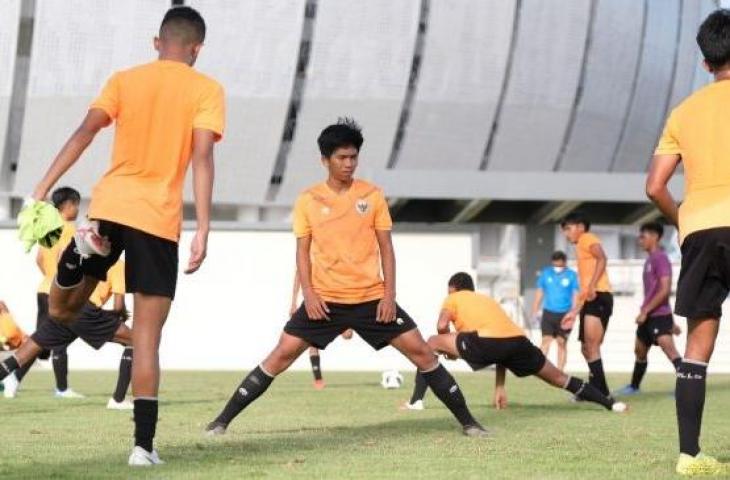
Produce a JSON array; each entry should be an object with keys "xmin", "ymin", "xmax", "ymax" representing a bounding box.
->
[
  {"xmin": 404, "ymin": 273, "xmax": 627, "ymax": 414},
  {"xmin": 207, "ymin": 119, "xmax": 487, "ymax": 438},
  {"xmin": 615, "ymin": 222, "xmax": 682, "ymax": 396},
  {"xmin": 26, "ymin": 6, "xmax": 224, "ymax": 466},
  {"xmin": 647, "ymin": 9, "xmax": 730, "ymax": 475},
  {"xmin": 560, "ymin": 212, "xmax": 614, "ymax": 400}
]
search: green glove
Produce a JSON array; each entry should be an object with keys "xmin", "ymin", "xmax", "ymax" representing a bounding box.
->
[{"xmin": 17, "ymin": 198, "xmax": 64, "ymax": 253}]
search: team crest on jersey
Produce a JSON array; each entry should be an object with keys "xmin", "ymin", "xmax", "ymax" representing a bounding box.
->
[
  {"xmin": 355, "ymin": 198, "xmax": 369, "ymax": 215},
  {"xmin": 561, "ymin": 278, "xmax": 570, "ymax": 287},
  {"xmin": 321, "ymin": 206, "xmax": 331, "ymax": 216}
]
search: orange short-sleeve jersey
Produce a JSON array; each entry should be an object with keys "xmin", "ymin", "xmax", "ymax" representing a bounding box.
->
[
  {"xmin": 88, "ymin": 60, "xmax": 225, "ymax": 242},
  {"xmin": 0, "ymin": 311, "xmax": 26, "ymax": 350},
  {"xmin": 442, "ymin": 291, "xmax": 524, "ymax": 338},
  {"xmin": 576, "ymin": 232, "xmax": 611, "ymax": 294},
  {"xmin": 89, "ymin": 261, "xmax": 126, "ymax": 308},
  {"xmin": 292, "ymin": 179, "xmax": 392, "ymax": 303}
]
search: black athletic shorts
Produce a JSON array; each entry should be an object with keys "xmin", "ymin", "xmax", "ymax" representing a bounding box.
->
[
  {"xmin": 35, "ymin": 293, "xmax": 53, "ymax": 359},
  {"xmin": 579, "ymin": 292, "xmax": 613, "ymax": 342},
  {"xmin": 66, "ymin": 220, "xmax": 178, "ymax": 299},
  {"xmin": 31, "ymin": 302, "xmax": 123, "ymax": 351},
  {"xmin": 284, "ymin": 299, "xmax": 417, "ymax": 350},
  {"xmin": 675, "ymin": 227, "xmax": 730, "ymax": 320},
  {"xmin": 456, "ymin": 332, "xmax": 546, "ymax": 377},
  {"xmin": 636, "ymin": 314, "xmax": 674, "ymax": 347},
  {"xmin": 541, "ymin": 309, "xmax": 571, "ymax": 338}
]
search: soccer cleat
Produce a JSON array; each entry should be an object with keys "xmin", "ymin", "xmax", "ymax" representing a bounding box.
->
[
  {"xmin": 313, "ymin": 379, "xmax": 326, "ymax": 390},
  {"xmin": 3, "ymin": 373, "xmax": 19, "ymax": 398},
  {"xmin": 676, "ymin": 453, "xmax": 726, "ymax": 476},
  {"xmin": 205, "ymin": 421, "xmax": 227, "ymax": 437},
  {"xmin": 107, "ymin": 398, "xmax": 133, "ymax": 410},
  {"xmin": 462, "ymin": 423, "xmax": 490, "ymax": 438},
  {"xmin": 128, "ymin": 446, "xmax": 164, "ymax": 466},
  {"xmin": 614, "ymin": 385, "xmax": 641, "ymax": 397},
  {"xmin": 611, "ymin": 401, "xmax": 629, "ymax": 413},
  {"xmin": 54, "ymin": 388, "xmax": 85, "ymax": 399},
  {"xmin": 401, "ymin": 400, "xmax": 424, "ymax": 411},
  {"xmin": 74, "ymin": 220, "xmax": 111, "ymax": 258}
]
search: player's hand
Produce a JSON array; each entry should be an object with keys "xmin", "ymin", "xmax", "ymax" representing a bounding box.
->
[
  {"xmin": 672, "ymin": 323, "xmax": 682, "ymax": 335},
  {"xmin": 585, "ymin": 287, "xmax": 597, "ymax": 302},
  {"xmin": 184, "ymin": 229, "xmax": 208, "ymax": 274},
  {"xmin": 376, "ymin": 295, "xmax": 396, "ymax": 323},
  {"xmin": 635, "ymin": 310, "xmax": 648, "ymax": 325},
  {"xmin": 494, "ymin": 387, "xmax": 508, "ymax": 410},
  {"xmin": 303, "ymin": 287, "xmax": 330, "ymax": 320},
  {"xmin": 561, "ymin": 312, "xmax": 576, "ymax": 330}
]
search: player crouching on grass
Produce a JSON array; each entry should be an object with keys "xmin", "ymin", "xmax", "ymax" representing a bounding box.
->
[
  {"xmin": 206, "ymin": 119, "xmax": 487, "ymax": 438},
  {"xmin": 404, "ymin": 273, "xmax": 627, "ymax": 414}
]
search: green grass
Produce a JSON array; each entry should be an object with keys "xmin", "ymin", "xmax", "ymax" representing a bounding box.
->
[{"xmin": 2, "ymin": 370, "xmax": 730, "ymax": 479}]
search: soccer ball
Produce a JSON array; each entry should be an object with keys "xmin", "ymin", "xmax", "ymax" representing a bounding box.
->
[{"xmin": 380, "ymin": 370, "xmax": 403, "ymax": 389}]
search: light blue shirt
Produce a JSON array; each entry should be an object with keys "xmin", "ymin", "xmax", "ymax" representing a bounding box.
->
[{"xmin": 537, "ymin": 266, "xmax": 579, "ymax": 313}]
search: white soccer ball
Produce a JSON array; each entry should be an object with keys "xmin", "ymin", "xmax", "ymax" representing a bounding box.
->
[{"xmin": 381, "ymin": 370, "xmax": 404, "ymax": 389}]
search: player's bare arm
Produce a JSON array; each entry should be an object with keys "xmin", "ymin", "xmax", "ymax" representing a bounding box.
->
[
  {"xmin": 375, "ymin": 229, "xmax": 396, "ymax": 323},
  {"xmin": 296, "ymin": 235, "xmax": 329, "ymax": 320},
  {"xmin": 32, "ymin": 109, "xmax": 110, "ymax": 201},
  {"xmin": 646, "ymin": 153, "xmax": 681, "ymax": 226},
  {"xmin": 637, "ymin": 276, "xmax": 671, "ymax": 324},
  {"xmin": 185, "ymin": 128, "xmax": 217, "ymax": 274},
  {"xmin": 290, "ymin": 270, "xmax": 301, "ymax": 316},
  {"xmin": 586, "ymin": 243, "xmax": 607, "ymax": 301},
  {"xmin": 532, "ymin": 288, "xmax": 544, "ymax": 317}
]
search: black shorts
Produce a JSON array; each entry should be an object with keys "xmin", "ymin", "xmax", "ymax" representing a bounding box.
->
[
  {"xmin": 67, "ymin": 220, "xmax": 178, "ymax": 299},
  {"xmin": 35, "ymin": 293, "xmax": 53, "ymax": 359},
  {"xmin": 541, "ymin": 309, "xmax": 571, "ymax": 338},
  {"xmin": 579, "ymin": 292, "xmax": 613, "ymax": 342},
  {"xmin": 636, "ymin": 314, "xmax": 674, "ymax": 347},
  {"xmin": 284, "ymin": 300, "xmax": 417, "ymax": 350},
  {"xmin": 675, "ymin": 228, "xmax": 730, "ymax": 320},
  {"xmin": 31, "ymin": 302, "xmax": 123, "ymax": 351},
  {"xmin": 456, "ymin": 332, "xmax": 546, "ymax": 377}
]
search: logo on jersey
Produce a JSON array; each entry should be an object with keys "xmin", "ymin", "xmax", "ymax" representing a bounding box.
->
[
  {"xmin": 321, "ymin": 206, "xmax": 331, "ymax": 216},
  {"xmin": 561, "ymin": 278, "xmax": 570, "ymax": 287},
  {"xmin": 355, "ymin": 199, "xmax": 369, "ymax": 215}
]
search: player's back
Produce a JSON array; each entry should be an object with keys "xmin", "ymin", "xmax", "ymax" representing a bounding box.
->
[
  {"xmin": 443, "ymin": 290, "xmax": 524, "ymax": 339},
  {"xmin": 89, "ymin": 60, "xmax": 224, "ymax": 242}
]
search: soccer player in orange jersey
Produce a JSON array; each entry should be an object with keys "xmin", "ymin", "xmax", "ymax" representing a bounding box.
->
[
  {"xmin": 206, "ymin": 119, "xmax": 486, "ymax": 438},
  {"xmin": 25, "ymin": 6, "xmax": 224, "ymax": 466}
]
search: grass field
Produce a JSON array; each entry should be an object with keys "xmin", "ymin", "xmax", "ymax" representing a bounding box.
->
[{"xmin": 3, "ymin": 370, "xmax": 730, "ymax": 479}]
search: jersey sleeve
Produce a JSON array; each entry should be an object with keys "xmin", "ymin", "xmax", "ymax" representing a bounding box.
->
[
  {"xmin": 579, "ymin": 233, "xmax": 601, "ymax": 250},
  {"xmin": 654, "ymin": 110, "xmax": 681, "ymax": 155},
  {"xmin": 292, "ymin": 194, "xmax": 312, "ymax": 238},
  {"xmin": 570, "ymin": 271, "xmax": 580, "ymax": 291},
  {"xmin": 656, "ymin": 254, "xmax": 672, "ymax": 279},
  {"xmin": 441, "ymin": 295, "xmax": 457, "ymax": 315},
  {"xmin": 373, "ymin": 190, "xmax": 393, "ymax": 231},
  {"xmin": 193, "ymin": 82, "xmax": 226, "ymax": 142},
  {"xmin": 90, "ymin": 73, "xmax": 121, "ymax": 119}
]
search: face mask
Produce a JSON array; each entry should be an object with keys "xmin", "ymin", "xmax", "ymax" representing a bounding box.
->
[{"xmin": 553, "ymin": 266, "xmax": 565, "ymax": 273}]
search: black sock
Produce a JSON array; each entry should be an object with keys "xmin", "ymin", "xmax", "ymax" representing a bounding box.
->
[
  {"xmin": 113, "ymin": 347, "xmax": 133, "ymax": 403},
  {"xmin": 55, "ymin": 240, "xmax": 83, "ymax": 288},
  {"xmin": 215, "ymin": 366, "xmax": 274, "ymax": 426},
  {"xmin": 52, "ymin": 349, "xmax": 68, "ymax": 392},
  {"xmin": 134, "ymin": 398, "xmax": 158, "ymax": 453},
  {"xmin": 310, "ymin": 354, "xmax": 322, "ymax": 381},
  {"xmin": 672, "ymin": 357, "xmax": 682, "ymax": 371},
  {"xmin": 676, "ymin": 361, "xmax": 707, "ymax": 456},
  {"xmin": 0, "ymin": 355, "xmax": 19, "ymax": 381},
  {"xmin": 15, "ymin": 360, "xmax": 33, "ymax": 381},
  {"xmin": 565, "ymin": 376, "xmax": 613, "ymax": 410},
  {"xmin": 421, "ymin": 364, "xmax": 477, "ymax": 427},
  {"xmin": 587, "ymin": 358, "xmax": 610, "ymax": 396},
  {"xmin": 630, "ymin": 360, "xmax": 648, "ymax": 389},
  {"xmin": 410, "ymin": 372, "xmax": 428, "ymax": 404}
]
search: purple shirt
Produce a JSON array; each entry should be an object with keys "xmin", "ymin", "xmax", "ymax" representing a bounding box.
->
[{"xmin": 642, "ymin": 249, "xmax": 672, "ymax": 317}]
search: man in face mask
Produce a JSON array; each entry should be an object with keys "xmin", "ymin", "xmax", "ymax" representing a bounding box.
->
[{"xmin": 532, "ymin": 251, "xmax": 580, "ymax": 371}]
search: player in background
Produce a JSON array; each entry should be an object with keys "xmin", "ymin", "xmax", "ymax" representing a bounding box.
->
[
  {"xmin": 560, "ymin": 212, "xmax": 613, "ymax": 400},
  {"xmin": 615, "ymin": 222, "xmax": 682, "ymax": 396},
  {"xmin": 290, "ymin": 271, "xmax": 353, "ymax": 389},
  {"xmin": 0, "ymin": 261, "xmax": 134, "ymax": 409},
  {"xmin": 25, "ymin": 6, "xmax": 224, "ymax": 466},
  {"xmin": 36, "ymin": 187, "xmax": 84, "ymax": 398},
  {"xmin": 206, "ymin": 119, "xmax": 487, "ymax": 438},
  {"xmin": 403, "ymin": 273, "xmax": 626, "ymax": 414},
  {"xmin": 646, "ymin": 9, "xmax": 730, "ymax": 475},
  {"xmin": 0, "ymin": 301, "xmax": 31, "ymax": 397},
  {"xmin": 532, "ymin": 251, "xmax": 579, "ymax": 371}
]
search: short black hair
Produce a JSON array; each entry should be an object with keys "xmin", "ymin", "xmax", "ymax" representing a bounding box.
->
[
  {"xmin": 697, "ymin": 9, "xmax": 730, "ymax": 70},
  {"xmin": 317, "ymin": 118, "xmax": 364, "ymax": 157},
  {"xmin": 160, "ymin": 6, "xmax": 206, "ymax": 44},
  {"xmin": 551, "ymin": 250, "xmax": 567, "ymax": 262},
  {"xmin": 51, "ymin": 187, "xmax": 80, "ymax": 209},
  {"xmin": 448, "ymin": 272, "xmax": 475, "ymax": 292},
  {"xmin": 560, "ymin": 211, "xmax": 590, "ymax": 231},
  {"xmin": 640, "ymin": 221, "xmax": 664, "ymax": 239}
]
